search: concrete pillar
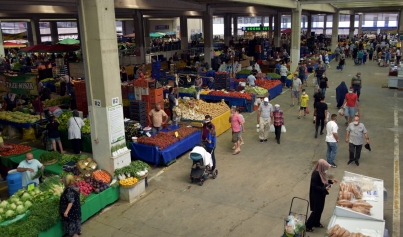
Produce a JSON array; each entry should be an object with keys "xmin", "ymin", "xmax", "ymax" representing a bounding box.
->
[
  {"xmin": 180, "ymin": 16, "xmax": 188, "ymax": 50},
  {"xmin": 233, "ymin": 16, "xmax": 238, "ymax": 39},
  {"xmin": 269, "ymin": 15, "xmax": 273, "ymax": 40},
  {"xmin": 133, "ymin": 10, "xmax": 146, "ymax": 63},
  {"xmin": 0, "ymin": 22, "xmax": 4, "ymax": 58},
  {"xmin": 50, "ymin": 21, "xmax": 59, "ymax": 44},
  {"xmin": 77, "ymin": 0, "xmax": 131, "ymax": 174},
  {"xmin": 273, "ymin": 13, "xmax": 281, "ymax": 48},
  {"xmin": 307, "ymin": 15, "xmax": 312, "ymax": 37},
  {"xmin": 358, "ymin": 14, "xmax": 363, "ymax": 35},
  {"xmin": 290, "ymin": 3, "xmax": 302, "ymax": 72},
  {"xmin": 224, "ymin": 14, "xmax": 231, "ymax": 46},
  {"xmin": 203, "ymin": 5, "xmax": 214, "ymax": 65},
  {"xmin": 332, "ymin": 11, "xmax": 339, "ymax": 49},
  {"xmin": 349, "ymin": 14, "xmax": 355, "ymax": 40},
  {"xmin": 399, "ymin": 9, "xmax": 403, "ymax": 35},
  {"xmin": 28, "ymin": 18, "xmax": 41, "ymax": 45},
  {"xmin": 76, "ymin": 18, "xmax": 81, "ymax": 40},
  {"xmin": 144, "ymin": 18, "xmax": 150, "ymax": 51},
  {"xmin": 323, "ymin": 15, "xmax": 327, "ymax": 35}
]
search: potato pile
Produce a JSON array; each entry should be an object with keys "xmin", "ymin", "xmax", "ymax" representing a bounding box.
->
[
  {"xmin": 328, "ymin": 224, "xmax": 370, "ymax": 237},
  {"xmin": 174, "ymin": 99, "xmax": 230, "ymax": 121}
]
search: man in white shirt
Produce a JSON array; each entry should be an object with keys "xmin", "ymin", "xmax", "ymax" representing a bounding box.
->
[
  {"xmin": 17, "ymin": 152, "xmax": 44, "ymax": 187},
  {"xmin": 396, "ymin": 48, "xmax": 401, "ymax": 65},
  {"xmin": 325, "ymin": 114, "xmax": 339, "ymax": 168},
  {"xmin": 279, "ymin": 63, "xmax": 288, "ymax": 87},
  {"xmin": 247, "ymin": 71, "xmax": 256, "ymax": 86}
]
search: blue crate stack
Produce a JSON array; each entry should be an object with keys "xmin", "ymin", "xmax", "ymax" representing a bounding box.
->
[
  {"xmin": 152, "ymin": 61, "xmax": 161, "ymax": 80},
  {"xmin": 214, "ymin": 73, "xmax": 232, "ymax": 91},
  {"xmin": 129, "ymin": 100, "xmax": 147, "ymax": 127}
]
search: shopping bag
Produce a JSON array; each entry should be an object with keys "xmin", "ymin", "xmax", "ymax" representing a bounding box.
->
[
  {"xmin": 305, "ymin": 108, "xmax": 310, "ymax": 114},
  {"xmin": 269, "ymin": 124, "xmax": 275, "ymax": 133},
  {"xmin": 325, "ymin": 111, "xmax": 330, "ymax": 122},
  {"xmin": 336, "ymin": 65, "xmax": 341, "ymax": 70},
  {"xmin": 312, "ymin": 78, "xmax": 317, "ymax": 85},
  {"xmin": 281, "ymin": 125, "xmax": 286, "ymax": 133},
  {"xmin": 338, "ymin": 108, "xmax": 344, "ymax": 116}
]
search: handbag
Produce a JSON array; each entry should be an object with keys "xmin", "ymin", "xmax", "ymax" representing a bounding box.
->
[{"xmin": 281, "ymin": 125, "xmax": 286, "ymax": 133}]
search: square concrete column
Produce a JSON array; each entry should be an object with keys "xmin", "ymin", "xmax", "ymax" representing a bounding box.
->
[
  {"xmin": 273, "ymin": 13, "xmax": 281, "ymax": 48},
  {"xmin": 290, "ymin": 3, "xmax": 302, "ymax": 72},
  {"xmin": 349, "ymin": 14, "xmax": 355, "ymax": 40},
  {"xmin": 224, "ymin": 14, "xmax": 231, "ymax": 46},
  {"xmin": 50, "ymin": 21, "xmax": 59, "ymax": 44},
  {"xmin": 233, "ymin": 16, "xmax": 238, "ymax": 39},
  {"xmin": 399, "ymin": 9, "xmax": 403, "ymax": 35},
  {"xmin": 269, "ymin": 15, "xmax": 273, "ymax": 40},
  {"xmin": 28, "ymin": 18, "xmax": 41, "ymax": 45},
  {"xmin": 358, "ymin": 14, "xmax": 363, "ymax": 35},
  {"xmin": 323, "ymin": 15, "xmax": 327, "ymax": 35},
  {"xmin": 133, "ymin": 10, "xmax": 146, "ymax": 63},
  {"xmin": 0, "ymin": 22, "xmax": 4, "ymax": 57},
  {"xmin": 331, "ymin": 11, "xmax": 339, "ymax": 49},
  {"xmin": 180, "ymin": 16, "xmax": 188, "ymax": 50},
  {"xmin": 307, "ymin": 15, "xmax": 312, "ymax": 37},
  {"xmin": 203, "ymin": 5, "xmax": 214, "ymax": 65},
  {"xmin": 144, "ymin": 18, "xmax": 150, "ymax": 51},
  {"xmin": 77, "ymin": 0, "xmax": 131, "ymax": 174}
]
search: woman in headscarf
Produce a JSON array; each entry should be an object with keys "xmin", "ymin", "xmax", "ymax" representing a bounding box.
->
[
  {"xmin": 67, "ymin": 110, "xmax": 84, "ymax": 154},
  {"xmin": 335, "ymin": 81, "xmax": 348, "ymax": 108},
  {"xmin": 306, "ymin": 159, "xmax": 338, "ymax": 232},
  {"xmin": 59, "ymin": 174, "xmax": 82, "ymax": 237}
]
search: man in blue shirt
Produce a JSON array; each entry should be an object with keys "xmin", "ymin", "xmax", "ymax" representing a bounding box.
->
[{"xmin": 247, "ymin": 71, "xmax": 257, "ymax": 86}]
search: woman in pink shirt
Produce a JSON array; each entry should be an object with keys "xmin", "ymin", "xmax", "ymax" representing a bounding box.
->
[{"xmin": 229, "ymin": 106, "xmax": 244, "ymax": 155}]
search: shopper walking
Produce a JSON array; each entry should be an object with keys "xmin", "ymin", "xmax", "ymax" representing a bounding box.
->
[
  {"xmin": 306, "ymin": 159, "xmax": 337, "ymax": 232},
  {"xmin": 47, "ymin": 116, "xmax": 65, "ymax": 154},
  {"xmin": 357, "ymin": 50, "xmax": 363, "ymax": 65},
  {"xmin": 319, "ymin": 73, "xmax": 329, "ymax": 96},
  {"xmin": 298, "ymin": 89, "xmax": 309, "ymax": 119},
  {"xmin": 273, "ymin": 104, "xmax": 284, "ymax": 144},
  {"xmin": 67, "ymin": 110, "xmax": 84, "ymax": 154},
  {"xmin": 369, "ymin": 47, "xmax": 374, "ymax": 61},
  {"xmin": 314, "ymin": 96, "xmax": 328, "ymax": 138},
  {"xmin": 313, "ymin": 89, "xmax": 323, "ymax": 124},
  {"xmin": 314, "ymin": 64, "xmax": 325, "ymax": 86},
  {"xmin": 342, "ymin": 87, "xmax": 359, "ymax": 125},
  {"xmin": 247, "ymin": 70, "xmax": 256, "ymax": 86},
  {"xmin": 279, "ymin": 63, "xmax": 288, "ymax": 88},
  {"xmin": 230, "ymin": 106, "xmax": 244, "ymax": 155},
  {"xmin": 338, "ymin": 56, "xmax": 346, "ymax": 72},
  {"xmin": 205, "ymin": 122, "xmax": 217, "ymax": 171},
  {"xmin": 60, "ymin": 174, "xmax": 82, "ymax": 237},
  {"xmin": 351, "ymin": 72, "xmax": 362, "ymax": 100},
  {"xmin": 298, "ymin": 62, "xmax": 307, "ymax": 86},
  {"xmin": 346, "ymin": 116, "xmax": 370, "ymax": 166},
  {"xmin": 238, "ymin": 108, "xmax": 245, "ymax": 146},
  {"xmin": 325, "ymin": 114, "xmax": 339, "ymax": 168},
  {"xmin": 257, "ymin": 97, "xmax": 273, "ymax": 143},
  {"xmin": 290, "ymin": 75, "xmax": 302, "ymax": 107}
]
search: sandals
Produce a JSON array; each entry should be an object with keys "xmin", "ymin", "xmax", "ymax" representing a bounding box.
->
[{"xmin": 306, "ymin": 228, "xmax": 314, "ymax": 232}]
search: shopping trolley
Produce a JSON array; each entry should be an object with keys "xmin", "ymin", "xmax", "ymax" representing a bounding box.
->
[{"xmin": 281, "ymin": 197, "xmax": 309, "ymax": 237}]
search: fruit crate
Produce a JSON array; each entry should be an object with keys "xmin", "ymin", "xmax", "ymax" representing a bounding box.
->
[
  {"xmin": 128, "ymin": 93, "xmax": 135, "ymax": 100},
  {"xmin": 133, "ymin": 79, "xmax": 148, "ymax": 88},
  {"xmin": 148, "ymin": 79, "xmax": 162, "ymax": 89}
]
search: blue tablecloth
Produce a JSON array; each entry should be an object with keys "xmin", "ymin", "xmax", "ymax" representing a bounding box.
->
[
  {"xmin": 0, "ymin": 119, "xmax": 32, "ymax": 128},
  {"xmin": 268, "ymin": 84, "xmax": 282, "ymax": 100},
  {"xmin": 130, "ymin": 131, "xmax": 202, "ymax": 166}
]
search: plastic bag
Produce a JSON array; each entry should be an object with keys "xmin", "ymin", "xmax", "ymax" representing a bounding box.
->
[
  {"xmin": 48, "ymin": 106, "xmax": 62, "ymax": 117},
  {"xmin": 338, "ymin": 108, "xmax": 344, "ymax": 116},
  {"xmin": 269, "ymin": 124, "xmax": 275, "ymax": 133},
  {"xmin": 285, "ymin": 215, "xmax": 296, "ymax": 234},
  {"xmin": 22, "ymin": 127, "xmax": 36, "ymax": 140},
  {"xmin": 281, "ymin": 125, "xmax": 286, "ymax": 133}
]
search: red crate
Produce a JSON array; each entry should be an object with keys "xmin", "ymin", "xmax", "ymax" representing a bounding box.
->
[
  {"xmin": 133, "ymin": 79, "xmax": 148, "ymax": 88},
  {"xmin": 146, "ymin": 101, "xmax": 164, "ymax": 114}
]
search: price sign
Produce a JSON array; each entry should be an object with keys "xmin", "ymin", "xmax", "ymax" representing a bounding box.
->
[
  {"xmin": 175, "ymin": 132, "xmax": 179, "ymax": 137},
  {"xmin": 27, "ymin": 183, "xmax": 35, "ymax": 191},
  {"xmin": 146, "ymin": 132, "xmax": 151, "ymax": 137}
]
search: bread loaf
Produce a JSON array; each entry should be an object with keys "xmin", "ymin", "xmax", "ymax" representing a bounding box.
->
[
  {"xmin": 342, "ymin": 230, "xmax": 351, "ymax": 237},
  {"xmin": 350, "ymin": 233, "xmax": 357, "ymax": 237},
  {"xmin": 352, "ymin": 206, "xmax": 370, "ymax": 215},
  {"xmin": 352, "ymin": 202, "xmax": 373, "ymax": 209},
  {"xmin": 339, "ymin": 191, "xmax": 353, "ymax": 200},
  {"xmin": 336, "ymin": 227, "xmax": 347, "ymax": 236},
  {"xmin": 337, "ymin": 200, "xmax": 353, "ymax": 208},
  {"xmin": 328, "ymin": 224, "xmax": 340, "ymax": 236}
]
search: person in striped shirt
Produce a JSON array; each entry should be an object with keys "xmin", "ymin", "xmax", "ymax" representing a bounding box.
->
[{"xmin": 273, "ymin": 104, "xmax": 284, "ymax": 144}]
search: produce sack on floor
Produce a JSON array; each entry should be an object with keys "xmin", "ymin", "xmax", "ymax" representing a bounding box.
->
[
  {"xmin": 48, "ymin": 106, "xmax": 62, "ymax": 117},
  {"xmin": 22, "ymin": 127, "xmax": 36, "ymax": 140},
  {"xmin": 3, "ymin": 125, "xmax": 20, "ymax": 137}
]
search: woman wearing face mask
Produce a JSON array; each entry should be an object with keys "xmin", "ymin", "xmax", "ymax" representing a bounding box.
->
[
  {"xmin": 272, "ymin": 104, "xmax": 284, "ymax": 144},
  {"xmin": 59, "ymin": 174, "xmax": 82, "ymax": 237},
  {"xmin": 306, "ymin": 159, "xmax": 338, "ymax": 232}
]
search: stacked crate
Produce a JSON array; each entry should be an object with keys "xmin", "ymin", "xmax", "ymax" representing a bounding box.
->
[
  {"xmin": 129, "ymin": 100, "xmax": 147, "ymax": 127},
  {"xmin": 214, "ymin": 72, "xmax": 231, "ymax": 90},
  {"xmin": 74, "ymin": 81, "xmax": 88, "ymax": 116},
  {"xmin": 151, "ymin": 61, "xmax": 161, "ymax": 80},
  {"xmin": 141, "ymin": 87, "xmax": 164, "ymax": 115}
]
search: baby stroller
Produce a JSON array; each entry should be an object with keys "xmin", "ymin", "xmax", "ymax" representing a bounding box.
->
[{"xmin": 189, "ymin": 146, "xmax": 218, "ymax": 186}]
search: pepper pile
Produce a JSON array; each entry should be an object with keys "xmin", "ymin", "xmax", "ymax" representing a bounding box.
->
[
  {"xmin": 255, "ymin": 79, "xmax": 281, "ymax": 90},
  {"xmin": 0, "ymin": 144, "xmax": 31, "ymax": 156},
  {"xmin": 137, "ymin": 126, "xmax": 198, "ymax": 149},
  {"xmin": 208, "ymin": 91, "xmax": 253, "ymax": 100}
]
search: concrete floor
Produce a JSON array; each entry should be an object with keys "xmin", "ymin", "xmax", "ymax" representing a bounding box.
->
[{"xmin": 80, "ymin": 59, "xmax": 403, "ymax": 237}]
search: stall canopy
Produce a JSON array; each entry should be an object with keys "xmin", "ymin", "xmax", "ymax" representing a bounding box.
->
[
  {"xmin": 123, "ymin": 33, "xmax": 135, "ymax": 38},
  {"xmin": 281, "ymin": 29, "xmax": 291, "ymax": 34},
  {"xmin": 150, "ymin": 32, "xmax": 165, "ymax": 38},
  {"xmin": 19, "ymin": 44, "xmax": 50, "ymax": 52},
  {"xmin": 46, "ymin": 44, "xmax": 80, "ymax": 53},
  {"xmin": 3, "ymin": 42, "xmax": 26, "ymax": 48},
  {"xmin": 58, "ymin": 38, "xmax": 80, "ymax": 45}
]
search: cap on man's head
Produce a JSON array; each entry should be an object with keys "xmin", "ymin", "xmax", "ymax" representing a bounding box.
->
[
  {"xmin": 263, "ymin": 97, "xmax": 269, "ymax": 102},
  {"xmin": 274, "ymin": 104, "xmax": 280, "ymax": 107}
]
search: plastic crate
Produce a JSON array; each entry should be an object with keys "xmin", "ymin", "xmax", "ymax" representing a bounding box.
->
[
  {"xmin": 133, "ymin": 79, "xmax": 148, "ymax": 88},
  {"xmin": 128, "ymin": 93, "xmax": 135, "ymax": 100}
]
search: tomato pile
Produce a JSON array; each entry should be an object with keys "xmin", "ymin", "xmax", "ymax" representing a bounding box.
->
[
  {"xmin": 208, "ymin": 91, "xmax": 253, "ymax": 100},
  {"xmin": 234, "ymin": 78, "xmax": 246, "ymax": 83},
  {"xmin": 137, "ymin": 127, "xmax": 198, "ymax": 150},
  {"xmin": 256, "ymin": 79, "xmax": 281, "ymax": 90},
  {"xmin": 0, "ymin": 143, "xmax": 31, "ymax": 156}
]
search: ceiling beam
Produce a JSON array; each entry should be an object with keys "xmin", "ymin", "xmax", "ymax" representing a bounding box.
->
[
  {"xmin": 227, "ymin": 0, "xmax": 297, "ymax": 9},
  {"xmin": 301, "ymin": 3, "xmax": 336, "ymax": 13}
]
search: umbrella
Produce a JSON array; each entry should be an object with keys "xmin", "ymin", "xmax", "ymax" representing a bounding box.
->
[
  {"xmin": 58, "ymin": 38, "xmax": 80, "ymax": 45},
  {"xmin": 3, "ymin": 42, "xmax": 26, "ymax": 48},
  {"xmin": 281, "ymin": 28, "xmax": 291, "ymax": 34},
  {"xmin": 46, "ymin": 44, "xmax": 80, "ymax": 53},
  {"xmin": 19, "ymin": 44, "xmax": 50, "ymax": 52},
  {"xmin": 150, "ymin": 32, "xmax": 165, "ymax": 38}
]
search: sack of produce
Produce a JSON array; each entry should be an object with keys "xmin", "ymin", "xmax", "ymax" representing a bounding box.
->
[{"xmin": 22, "ymin": 127, "xmax": 36, "ymax": 140}]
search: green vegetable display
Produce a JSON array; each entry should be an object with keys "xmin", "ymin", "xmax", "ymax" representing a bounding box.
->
[
  {"xmin": 81, "ymin": 118, "xmax": 91, "ymax": 134},
  {"xmin": 39, "ymin": 151, "xmax": 60, "ymax": 163},
  {"xmin": 31, "ymin": 169, "xmax": 44, "ymax": 180},
  {"xmin": 114, "ymin": 160, "xmax": 150, "ymax": 178},
  {"xmin": 41, "ymin": 78, "xmax": 55, "ymax": 82},
  {"xmin": 178, "ymin": 87, "xmax": 196, "ymax": 94},
  {"xmin": 237, "ymin": 69, "xmax": 251, "ymax": 75},
  {"xmin": 266, "ymin": 73, "xmax": 281, "ymax": 79},
  {"xmin": 245, "ymin": 86, "xmax": 267, "ymax": 95},
  {"xmin": 58, "ymin": 110, "xmax": 73, "ymax": 131},
  {"xmin": 43, "ymin": 95, "xmax": 70, "ymax": 107}
]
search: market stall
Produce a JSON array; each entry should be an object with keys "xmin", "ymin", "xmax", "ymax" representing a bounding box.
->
[
  {"xmin": 0, "ymin": 112, "xmax": 41, "ymax": 129},
  {"xmin": 326, "ymin": 171, "xmax": 386, "ymax": 236},
  {"xmin": 0, "ymin": 144, "xmax": 37, "ymax": 168},
  {"xmin": 130, "ymin": 126, "xmax": 202, "ymax": 166}
]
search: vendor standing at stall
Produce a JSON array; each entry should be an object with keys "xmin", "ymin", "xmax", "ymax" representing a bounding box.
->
[
  {"xmin": 0, "ymin": 128, "xmax": 13, "ymax": 180},
  {"xmin": 168, "ymin": 87, "xmax": 176, "ymax": 122},
  {"xmin": 194, "ymin": 76, "xmax": 203, "ymax": 99},
  {"xmin": 32, "ymin": 94, "xmax": 46, "ymax": 115},
  {"xmin": 17, "ymin": 152, "xmax": 44, "ymax": 187},
  {"xmin": 4, "ymin": 92, "xmax": 18, "ymax": 111},
  {"xmin": 148, "ymin": 103, "xmax": 167, "ymax": 135}
]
